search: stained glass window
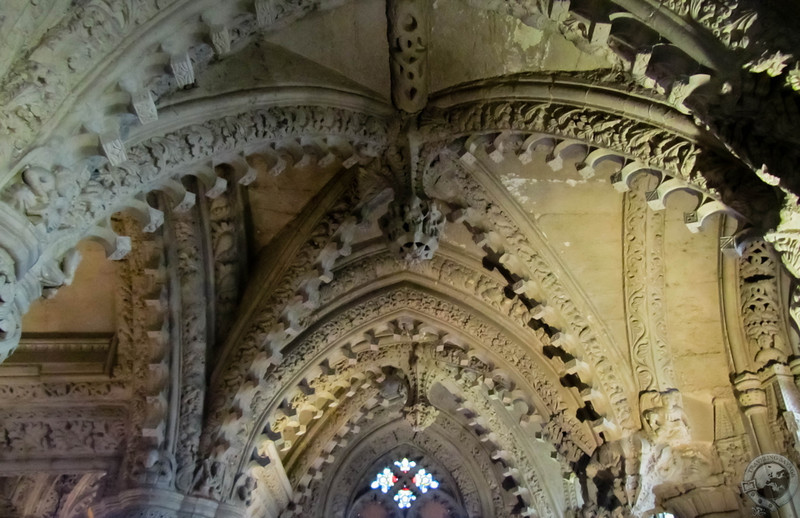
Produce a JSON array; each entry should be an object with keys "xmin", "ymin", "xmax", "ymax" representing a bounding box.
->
[
  {"xmin": 369, "ymin": 458, "xmax": 440, "ymax": 509},
  {"xmin": 394, "ymin": 458, "xmax": 416, "ymax": 473},
  {"xmin": 412, "ymin": 469, "xmax": 439, "ymax": 493},
  {"xmin": 370, "ymin": 467, "xmax": 398, "ymax": 493},
  {"xmin": 394, "ymin": 488, "xmax": 416, "ymax": 509}
]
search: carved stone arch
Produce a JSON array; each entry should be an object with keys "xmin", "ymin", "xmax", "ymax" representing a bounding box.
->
[
  {"xmin": 218, "ymin": 269, "xmax": 602, "ymax": 515},
  {"xmin": 0, "ymin": 89, "xmax": 390, "ymax": 361},
  {"xmin": 227, "ymin": 266, "xmax": 601, "ymax": 457},
  {"xmin": 416, "ymin": 83, "xmax": 776, "ymax": 228}
]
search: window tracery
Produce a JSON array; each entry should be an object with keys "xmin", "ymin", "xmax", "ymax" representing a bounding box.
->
[{"xmin": 368, "ymin": 458, "xmax": 441, "ymax": 510}]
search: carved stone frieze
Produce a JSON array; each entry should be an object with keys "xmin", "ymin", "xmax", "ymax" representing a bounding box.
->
[
  {"xmin": 416, "ymin": 98, "xmax": 775, "ymax": 227},
  {"xmin": 0, "ymin": 406, "xmax": 127, "ymax": 457},
  {"xmin": 623, "ymin": 178, "xmax": 677, "ymax": 394}
]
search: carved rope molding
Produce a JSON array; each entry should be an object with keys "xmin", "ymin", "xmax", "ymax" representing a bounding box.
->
[{"xmin": 0, "ymin": 102, "xmax": 388, "ymax": 363}]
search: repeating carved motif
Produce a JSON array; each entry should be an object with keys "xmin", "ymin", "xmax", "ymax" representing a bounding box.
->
[
  {"xmin": 239, "ymin": 288, "xmax": 575, "ymax": 516},
  {"xmin": 738, "ymin": 240, "xmax": 791, "ymax": 367},
  {"xmin": 623, "ymin": 178, "xmax": 676, "ymax": 394},
  {"xmin": 206, "ymin": 169, "xmax": 246, "ymax": 344},
  {"xmin": 0, "ymin": 407, "xmax": 127, "ymax": 456},
  {"xmin": 113, "ymin": 216, "xmax": 173, "ymax": 492},
  {"xmin": 0, "ymin": 0, "xmax": 167, "ymax": 163},
  {"xmin": 203, "ymin": 183, "xmax": 362, "ymax": 477},
  {"xmin": 0, "ymin": 380, "xmax": 128, "ymax": 401},
  {"xmin": 66, "ymin": 106, "xmax": 387, "ymax": 235},
  {"xmin": 420, "ymin": 154, "xmax": 636, "ymax": 435},
  {"xmin": 416, "ymin": 100, "xmax": 762, "ymax": 218},
  {"xmin": 386, "ymin": 0, "xmax": 429, "ymax": 112},
  {"xmin": 0, "ymin": 0, "xmax": 351, "ymax": 168},
  {"xmin": 170, "ymin": 203, "xmax": 210, "ymax": 492},
  {"xmin": 295, "ymin": 402, "xmax": 510, "ymax": 518}
]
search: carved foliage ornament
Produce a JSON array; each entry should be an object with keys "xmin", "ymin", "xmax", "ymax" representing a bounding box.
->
[
  {"xmin": 416, "ymin": 100, "xmax": 767, "ymax": 225},
  {"xmin": 379, "ymin": 195, "xmax": 445, "ymax": 263}
]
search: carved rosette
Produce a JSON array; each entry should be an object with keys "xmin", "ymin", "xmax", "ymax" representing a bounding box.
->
[{"xmin": 379, "ymin": 196, "xmax": 445, "ymax": 263}]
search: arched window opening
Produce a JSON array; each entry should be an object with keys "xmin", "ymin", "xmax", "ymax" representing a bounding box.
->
[
  {"xmin": 369, "ymin": 457, "xmax": 441, "ymax": 509},
  {"xmin": 347, "ymin": 449, "xmax": 469, "ymax": 518}
]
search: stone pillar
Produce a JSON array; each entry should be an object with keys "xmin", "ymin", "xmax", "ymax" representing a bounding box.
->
[{"xmin": 735, "ymin": 372, "xmax": 777, "ymax": 456}]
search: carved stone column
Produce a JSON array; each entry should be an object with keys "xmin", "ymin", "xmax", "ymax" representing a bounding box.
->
[{"xmin": 735, "ymin": 372, "xmax": 777, "ymax": 456}]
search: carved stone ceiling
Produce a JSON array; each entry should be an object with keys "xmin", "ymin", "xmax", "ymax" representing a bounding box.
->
[{"xmin": 2, "ymin": 0, "xmax": 800, "ymax": 517}]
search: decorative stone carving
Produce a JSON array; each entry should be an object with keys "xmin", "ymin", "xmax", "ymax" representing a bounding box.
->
[
  {"xmin": 739, "ymin": 240, "xmax": 791, "ymax": 367},
  {"xmin": 132, "ymin": 90, "xmax": 158, "ymax": 125},
  {"xmin": 169, "ymin": 203, "xmax": 210, "ymax": 493},
  {"xmin": 417, "ymin": 98, "xmax": 771, "ymax": 226},
  {"xmin": 387, "ymin": 0, "xmax": 429, "ymax": 112},
  {"xmin": 379, "ymin": 195, "xmax": 445, "ymax": 263},
  {"xmin": 640, "ymin": 390, "xmax": 690, "ymax": 446},
  {"xmin": 169, "ymin": 53, "xmax": 195, "ymax": 88},
  {"xmin": 623, "ymin": 179, "xmax": 677, "ymax": 394},
  {"xmin": 0, "ymin": 406, "xmax": 127, "ymax": 456},
  {"xmin": 131, "ymin": 449, "xmax": 177, "ymax": 488},
  {"xmin": 206, "ymin": 172, "xmax": 246, "ymax": 344},
  {"xmin": 421, "ymin": 153, "xmax": 636, "ymax": 435},
  {"xmin": 403, "ymin": 402, "xmax": 439, "ymax": 432}
]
